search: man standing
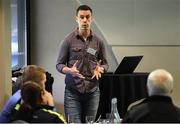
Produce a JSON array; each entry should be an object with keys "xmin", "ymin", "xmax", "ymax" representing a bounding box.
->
[{"xmin": 56, "ymin": 5, "xmax": 108, "ymax": 123}]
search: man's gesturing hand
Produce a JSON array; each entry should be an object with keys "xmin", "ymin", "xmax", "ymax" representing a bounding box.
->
[
  {"xmin": 70, "ymin": 60, "xmax": 85, "ymax": 79},
  {"xmin": 91, "ymin": 60, "xmax": 104, "ymax": 80}
]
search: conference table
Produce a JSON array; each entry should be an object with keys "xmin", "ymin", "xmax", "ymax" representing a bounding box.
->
[{"xmin": 96, "ymin": 72, "xmax": 149, "ymax": 119}]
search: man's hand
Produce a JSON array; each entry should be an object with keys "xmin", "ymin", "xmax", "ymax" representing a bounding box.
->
[
  {"xmin": 91, "ymin": 60, "xmax": 104, "ymax": 80},
  {"xmin": 70, "ymin": 60, "xmax": 85, "ymax": 79}
]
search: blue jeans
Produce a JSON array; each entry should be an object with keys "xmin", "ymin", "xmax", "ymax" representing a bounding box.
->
[{"xmin": 64, "ymin": 86, "xmax": 100, "ymax": 123}]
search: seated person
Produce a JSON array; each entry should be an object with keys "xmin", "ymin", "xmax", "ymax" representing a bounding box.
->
[
  {"xmin": 12, "ymin": 70, "xmax": 54, "ymax": 94},
  {"xmin": 122, "ymin": 69, "xmax": 180, "ymax": 123},
  {"xmin": 0, "ymin": 65, "xmax": 54, "ymax": 123},
  {"xmin": 10, "ymin": 81, "xmax": 66, "ymax": 123}
]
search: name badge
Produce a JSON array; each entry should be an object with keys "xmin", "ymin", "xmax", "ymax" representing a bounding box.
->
[{"xmin": 87, "ymin": 47, "xmax": 97, "ymax": 55}]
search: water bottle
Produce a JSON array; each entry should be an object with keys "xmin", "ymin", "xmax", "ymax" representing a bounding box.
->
[{"xmin": 109, "ymin": 97, "xmax": 121, "ymax": 123}]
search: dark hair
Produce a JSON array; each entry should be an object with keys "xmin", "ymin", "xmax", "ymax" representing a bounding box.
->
[
  {"xmin": 21, "ymin": 81, "xmax": 43, "ymax": 106},
  {"xmin": 76, "ymin": 5, "xmax": 92, "ymax": 15},
  {"xmin": 11, "ymin": 81, "xmax": 43, "ymax": 122}
]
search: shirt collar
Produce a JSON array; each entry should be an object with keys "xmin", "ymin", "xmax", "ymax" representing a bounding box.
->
[
  {"xmin": 75, "ymin": 28, "xmax": 93, "ymax": 40},
  {"xmin": 32, "ymin": 104, "xmax": 54, "ymax": 110},
  {"xmin": 146, "ymin": 95, "xmax": 172, "ymax": 103}
]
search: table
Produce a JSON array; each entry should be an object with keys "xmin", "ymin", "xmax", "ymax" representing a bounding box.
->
[{"xmin": 96, "ymin": 73, "xmax": 149, "ymax": 119}]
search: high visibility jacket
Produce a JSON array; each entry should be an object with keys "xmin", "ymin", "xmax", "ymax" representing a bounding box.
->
[{"xmin": 11, "ymin": 103, "xmax": 66, "ymax": 123}]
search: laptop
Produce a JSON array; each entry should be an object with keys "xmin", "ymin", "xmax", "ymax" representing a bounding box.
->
[{"xmin": 114, "ymin": 56, "xmax": 143, "ymax": 74}]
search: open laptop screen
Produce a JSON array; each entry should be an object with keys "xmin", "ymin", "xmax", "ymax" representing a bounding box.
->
[{"xmin": 114, "ymin": 56, "xmax": 143, "ymax": 74}]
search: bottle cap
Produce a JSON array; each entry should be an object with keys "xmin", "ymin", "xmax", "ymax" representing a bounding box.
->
[{"xmin": 112, "ymin": 97, "xmax": 117, "ymax": 103}]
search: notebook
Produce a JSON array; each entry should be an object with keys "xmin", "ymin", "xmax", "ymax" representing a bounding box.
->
[{"xmin": 114, "ymin": 56, "xmax": 143, "ymax": 74}]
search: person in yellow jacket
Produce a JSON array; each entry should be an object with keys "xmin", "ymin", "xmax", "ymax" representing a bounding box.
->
[{"xmin": 10, "ymin": 81, "xmax": 66, "ymax": 123}]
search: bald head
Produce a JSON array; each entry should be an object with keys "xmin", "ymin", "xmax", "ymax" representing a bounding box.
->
[{"xmin": 147, "ymin": 69, "xmax": 174, "ymax": 96}]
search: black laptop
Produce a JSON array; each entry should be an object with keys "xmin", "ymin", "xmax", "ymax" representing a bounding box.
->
[{"xmin": 114, "ymin": 56, "xmax": 143, "ymax": 74}]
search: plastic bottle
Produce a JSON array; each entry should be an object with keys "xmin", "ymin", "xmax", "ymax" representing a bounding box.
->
[{"xmin": 109, "ymin": 97, "xmax": 121, "ymax": 123}]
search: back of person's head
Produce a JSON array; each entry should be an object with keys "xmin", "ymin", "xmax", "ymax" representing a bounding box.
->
[
  {"xmin": 21, "ymin": 81, "xmax": 43, "ymax": 106},
  {"xmin": 22, "ymin": 65, "xmax": 46, "ymax": 89},
  {"xmin": 11, "ymin": 81, "xmax": 43, "ymax": 122},
  {"xmin": 147, "ymin": 69, "xmax": 173, "ymax": 96},
  {"xmin": 76, "ymin": 5, "xmax": 92, "ymax": 15}
]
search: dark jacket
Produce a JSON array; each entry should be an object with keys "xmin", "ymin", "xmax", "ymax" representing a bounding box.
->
[
  {"xmin": 11, "ymin": 104, "xmax": 66, "ymax": 123},
  {"xmin": 122, "ymin": 95, "xmax": 180, "ymax": 123}
]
